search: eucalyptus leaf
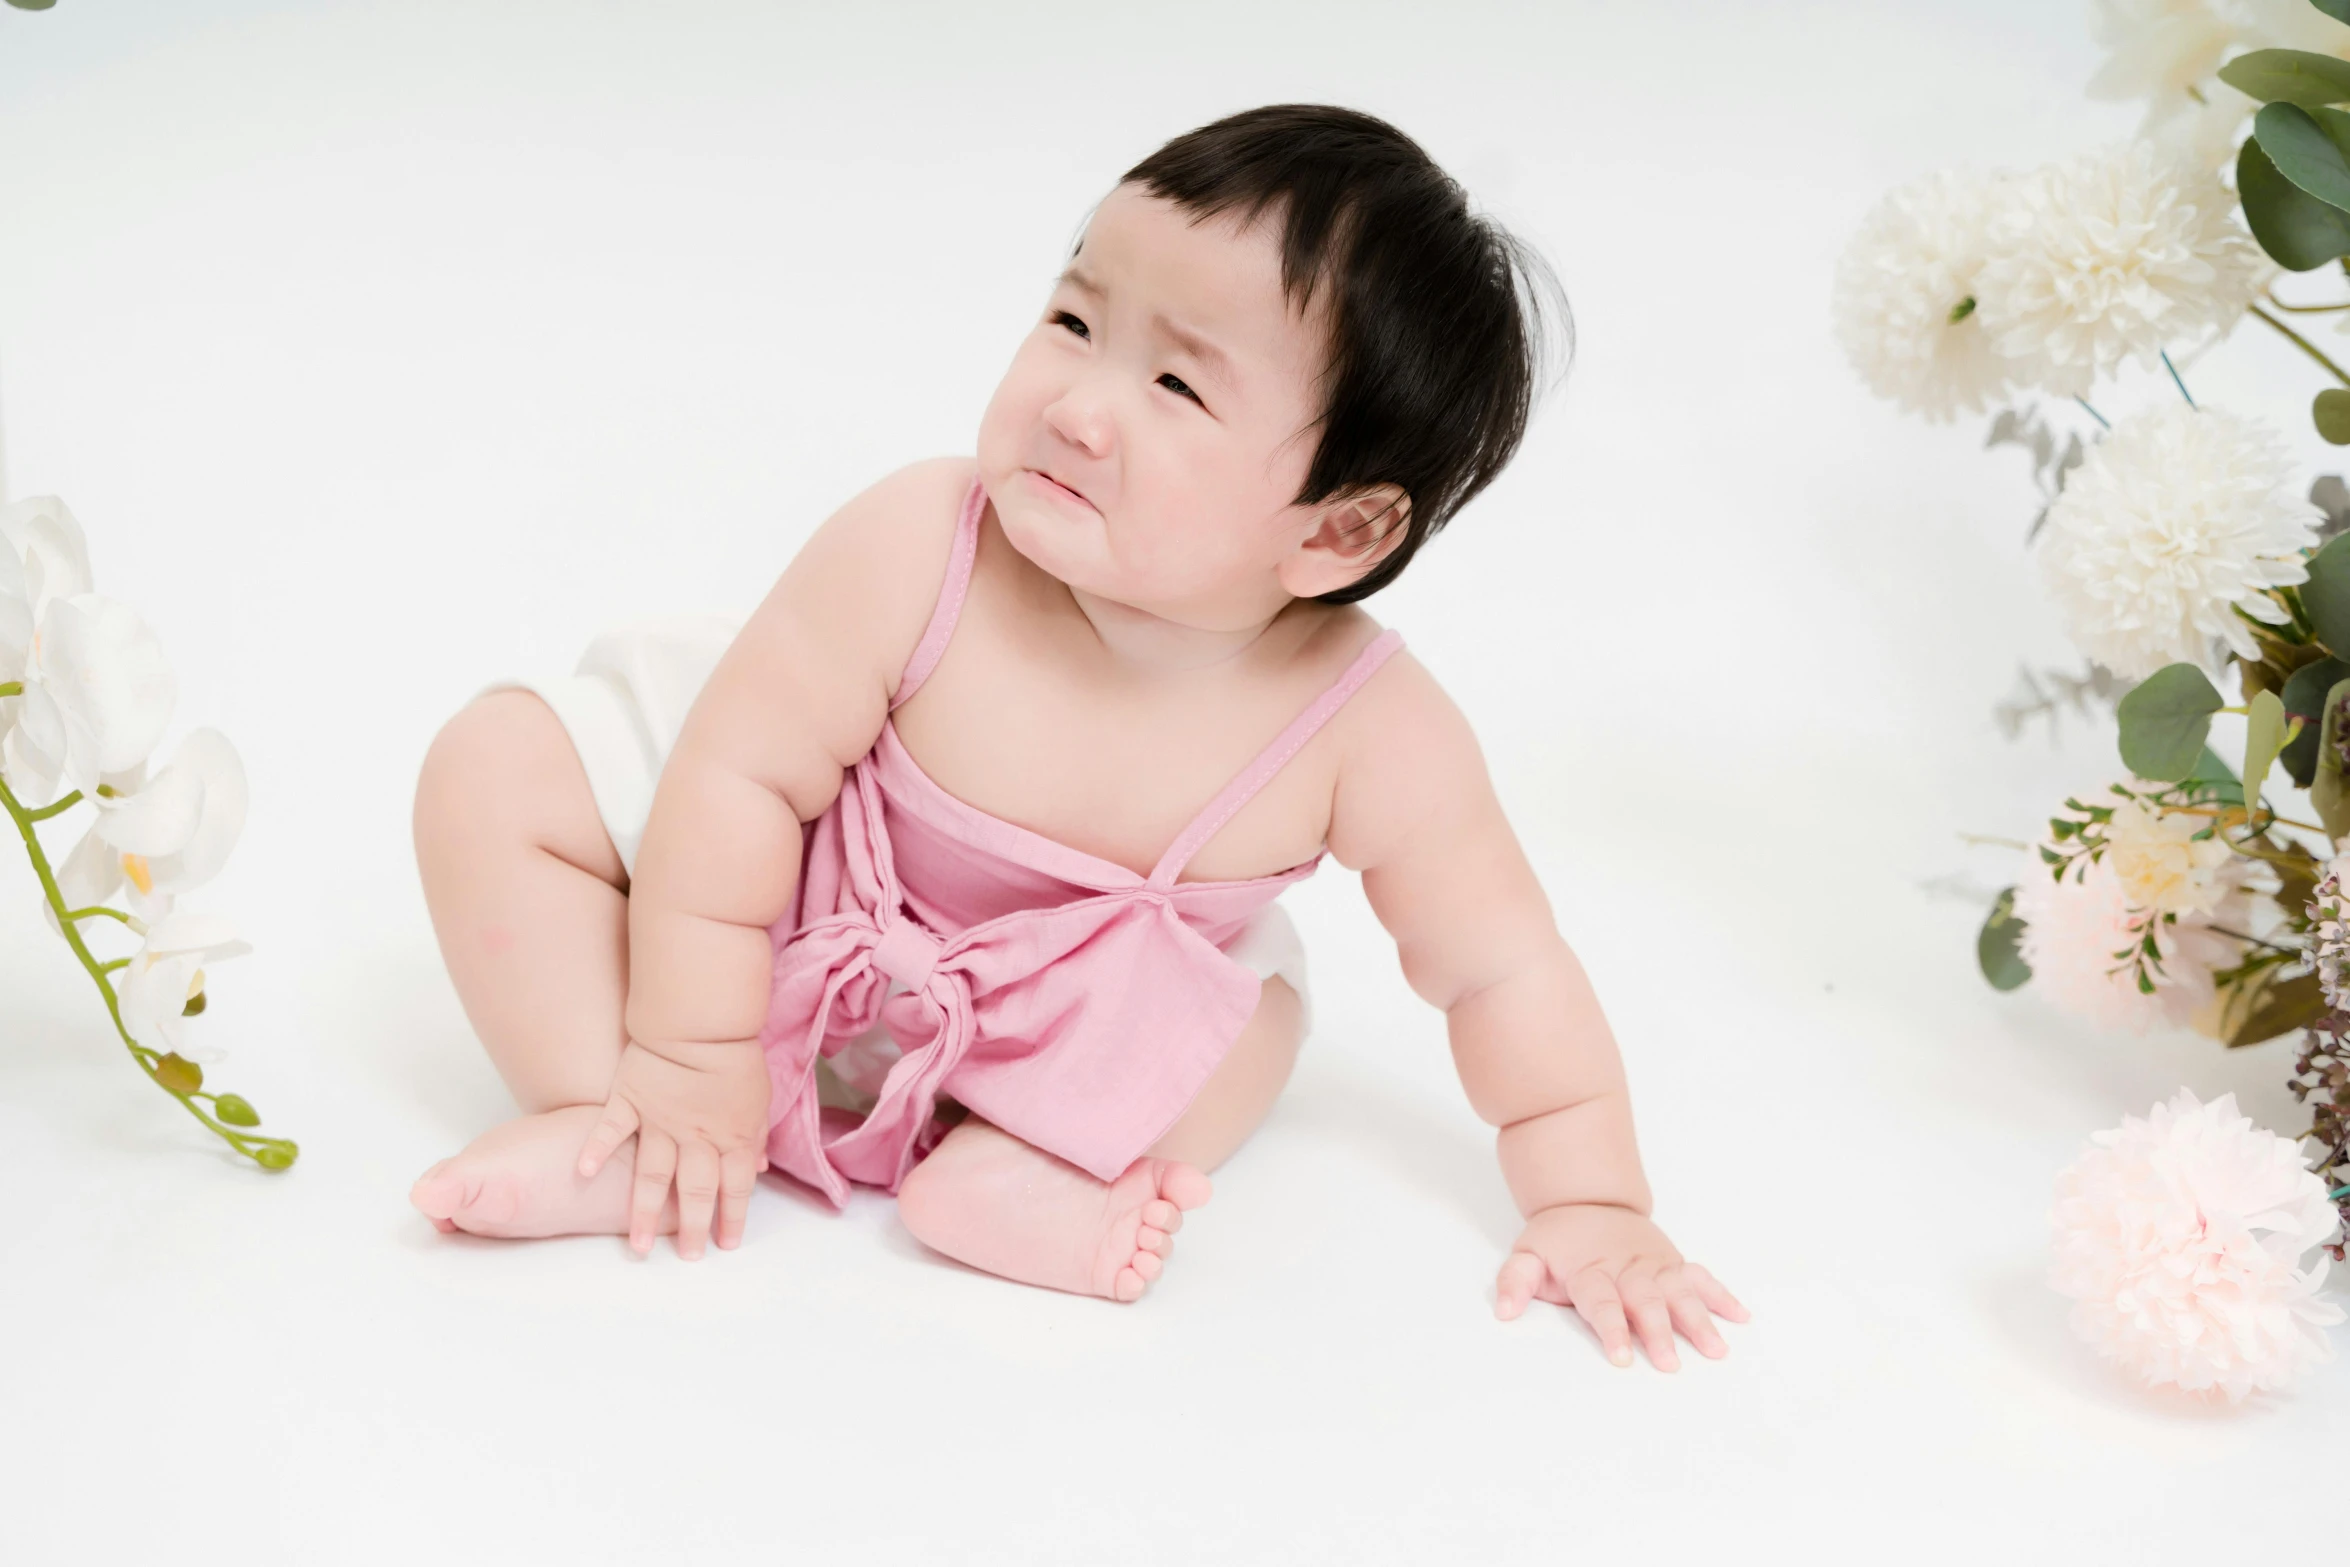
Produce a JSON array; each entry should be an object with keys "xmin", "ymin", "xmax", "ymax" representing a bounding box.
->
[
  {"xmin": 2238, "ymin": 134, "xmax": 2350, "ymax": 269},
  {"xmin": 2311, "ymin": 675, "xmax": 2350, "ymax": 838},
  {"xmin": 1977, "ymin": 888, "xmax": 2031, "ymax": 992},
  {"xmin": 2303, "ymin": 532, "xmax": 2350, "ymax": 655},
  {"xmin": 2115, "ymin": 662, "xmax": 2226, "ymax": 780},
  {"xmin": 2243, "ymin": 688, "xmax": 2291, "ymax": 817},
  {"xmin": 2220, "ymin": 47, "xmax": 2350, "ymax": 109},
  {"xmin": 2257, "ymin": 101, "xmax": 2350, "ymax": 210},
  {"xmin": 2182, "ymin": 744, "xmax": 2247, "ymax": 808},
  {"xmin": 2281, "ymin": 656, "xmax": 2350, "ymax": 785},
  {"xmin": 2317, "ymin": 0, "xmax": 2350, "ymax": 27}
]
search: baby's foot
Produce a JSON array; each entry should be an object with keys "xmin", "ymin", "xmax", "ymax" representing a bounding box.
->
[
  {"xmin": 899, "ymin": 1120, "xmax": 1212, "ymax": 1302},
  {"xmin": 409, "ymin": 1104, "xmax": 678, "ymax": 1241}
]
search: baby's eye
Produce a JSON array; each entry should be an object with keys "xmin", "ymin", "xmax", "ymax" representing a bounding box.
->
[
  {"xmin": 1158, "ymin": 372, "xmax": 1203, "ymax": 407},
  {"xmin": 1050, "ymin": 310, "xmax": 1090, "ymax": 341}
]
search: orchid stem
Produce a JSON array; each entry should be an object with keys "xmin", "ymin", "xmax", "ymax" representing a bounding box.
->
[
  {"xmin": 2249, "ymin": 302, "xmax": 2350, "ymax": 389},
  {"xmin": 0, "ymin": 770, "xmax": 295, "ymax": 1170}
]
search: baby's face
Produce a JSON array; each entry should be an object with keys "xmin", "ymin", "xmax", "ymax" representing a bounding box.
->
[{"xmin": 976, "ymin": 183, "xmax": 1334, "ymax": 627}]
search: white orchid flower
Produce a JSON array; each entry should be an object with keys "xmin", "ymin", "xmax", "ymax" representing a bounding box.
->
[
  {"xmin": 38, "ymin": 727, "xmax": 248, "ymax": 936},
  {"xmin": 116, "ymin": 910, "xmax": 252, "ymax": 1063},
  {"xmin": 0, "ymin": 496, "xmax": 96, "ymax": 687},
  {"xmin": 0, "ymin": 593, "xmax": 175, "ymax": 808}
]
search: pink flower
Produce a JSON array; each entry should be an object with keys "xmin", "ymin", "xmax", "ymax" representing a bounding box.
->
[
  {"xmin": 2049, "ymin": 1088, "xmax": 2345, "ymax": 1402},
  {"xmin": 2010, "ymin": 843, "xmax": 2241, "ymax": 1033}
]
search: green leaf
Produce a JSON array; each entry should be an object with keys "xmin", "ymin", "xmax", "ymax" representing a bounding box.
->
[
  {"xmin": 2312, "ymin": 675, "xmax": 2350, "ymax": 838},
  {"xmin": 2220, "ymin": 47, "xmax": 2350, "ymax": 109},
  {"xmin": 2244, "ymin": 688, "xmax": 2291, "ymax": 815},
  {"xmin": 1977, "ymin": 887, "xmax": 2031, "ymax": 992},
  {"xmin": 2281, "ymin": 657, "xmax": 2350, "ymax": 785},
  {"xmin": 2258, "ymin": 102, "xmax": 2350, "ymax": 210},
  {"xmin": 2319, "ymin": 389, "xmax": 2350, "ymax": 444},
  {"xmin": 154, "ymin": 1053, "xmax": 202, "ymax": 1096},
  {"xmin": 2116, "ymin": 662, "xmax": 2226, "ymax": 780},
  {"xmin": 2181, "ymin": 743, "xmax": 2246, "ymax": 806},
  {"xmin": 2316, "ymin": 0, "xmax": 2350, "ymax": 27},
  {"xmin": 2238, "ymin": 134, "xmax": 2350, "ymax": 269},
  {"xmin": 213, "ymin": 1093, "xmax": 260, "ymax": 1128},
  {"xmin": 1, "ymin": 1, "xmax": 58, "ymax": 11},
  {"xmin": 2303, "ymin": 532, "xmax": 2350, "ymax": 655}
]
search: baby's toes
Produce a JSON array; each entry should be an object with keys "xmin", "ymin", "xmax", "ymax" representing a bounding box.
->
[
  {"xmin": 1136, "ymin": 1224, "xmax": 1174, "ymax": 1259},
  {"xmin": 1141, "ymin": 1198, "xmax": 1184, "ymax": 1235},
  {"xmin": 1112, "ymin": 1265, "xmax": 1150, "ymax": 1302},
  {"xmin": 1130, "ymin": 1249, "xmax": 1164, "ymax": 1283}
]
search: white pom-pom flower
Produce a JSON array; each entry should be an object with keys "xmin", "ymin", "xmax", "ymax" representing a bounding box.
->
[
  {"xmin": 2049, "ymin": 1087, "xmax": 2346, "ymax": 1402},
  {"xmin": 2087, "ymin": 1, "xmax": 2239, "ymax": 106},
  {"xmin": 1973, "ymin": 140, "xmax": 2265, "ymax": 398},
  {"xmin": 1831, "ymin": 167, "xmax": 2023, "ymax": 422},
  {"xmin": 2037, "ymin": 404, "xmax": 2319, "ymax": 678},
  {"xmin": 2011, "ymin": 836, "xmax": 2245, "ymax": 1033}
]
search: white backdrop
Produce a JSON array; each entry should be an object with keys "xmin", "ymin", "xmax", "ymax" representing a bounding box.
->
[{"xmin": 3, "ymin": 2, "xmax": 2342, "ymax": 1562}]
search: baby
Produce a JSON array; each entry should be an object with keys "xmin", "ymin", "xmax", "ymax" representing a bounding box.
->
[{"xmin": 407, "ymin": 104, "xmax": 1747, "ymax": 1372}]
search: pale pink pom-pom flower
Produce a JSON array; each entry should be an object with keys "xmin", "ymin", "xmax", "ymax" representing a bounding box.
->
[{"xmin": 2049, "ymin": 1088, "xmax": 2346, "ymax": 1402}]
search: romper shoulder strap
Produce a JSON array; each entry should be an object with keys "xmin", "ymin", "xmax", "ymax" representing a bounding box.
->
[
  {"xmin": 889, "ymin": 473, "xmax": 988, "ymax": 710},
  {"xmin": 1147, "ymin": 626, "xmax": 1406, "ymax": 887}
]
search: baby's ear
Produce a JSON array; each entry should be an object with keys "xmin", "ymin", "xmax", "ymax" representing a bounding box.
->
[{"xmin": 1276, "ymin": 484, "xmax": 1412, "ymax": 599}]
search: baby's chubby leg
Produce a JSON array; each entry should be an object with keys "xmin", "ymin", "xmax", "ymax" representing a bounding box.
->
[
  {"xmin": 894, "ymin": 975, "xmax": 1304, "ymax": 1301},
  {"xmin": 406, "ymin": 691, "xmax": 681, "ymax": 1243}
]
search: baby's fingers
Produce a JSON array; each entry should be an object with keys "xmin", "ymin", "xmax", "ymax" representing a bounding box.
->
[
  {"xmin": 715, "ymin": 1147, "xmax": 761, "ymax": 1252},
  {"xmin": 1680, "ymin": 1262, "xmax": 1751, "ymax": 1323},
  {"xmin": 1568, "ymin": 1265, "xmax": 1637, "ymax": 1368},
  {"xmin": 576, "ymin": 1096, "xmax": 641, "ymax": 1180},
  {"xmin": 630, "ymin": 1128, "xmax": 677, "ymax": 1257},
  {"xmin": 673, "ymin": 1142, "xmax": 720, "ymax": 1262},
  {"xmin": 1495, "ymin": 1250, "xmax": 1547, "ymax": 1321}
]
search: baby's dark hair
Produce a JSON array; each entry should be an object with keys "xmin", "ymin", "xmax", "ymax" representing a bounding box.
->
[{"xmin": 1120, "ymin": 104, "xmax": 1571, "ymax": 603}]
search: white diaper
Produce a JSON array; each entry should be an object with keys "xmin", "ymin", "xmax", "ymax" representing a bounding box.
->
[{"xmin": 475, "ymin": 612, "xmax": 1314, "ymax": 1112}]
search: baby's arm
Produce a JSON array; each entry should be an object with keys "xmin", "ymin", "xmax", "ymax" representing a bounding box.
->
[
  {"xmin": 574, "ymin": 457, "xmax": 975, "ymax": 1259},
  {"xmin": 1328, "ymin": 653, "xmax": 1747, "ymax": 1368}
]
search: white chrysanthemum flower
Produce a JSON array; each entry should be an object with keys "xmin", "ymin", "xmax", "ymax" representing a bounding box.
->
[
  {"xmin": 2088, "ymin": 1, "xmax": 2240, "ymax": 104},
  {"xmin": 1973, "ymin": 140, "xmax": 2265, "ymax": 397},
  {"xmin": 2312, "ymin": 852, "xmax": 2350, "ymax": 1010},
  {"xmin": 2049, "ymin": 1087, "xmax": 2345, "ymax": 1402},
  {"xmin": 1831, "ymin": 167, "xmax": 2023, "ymax": 421},
  {"xmin": 2012, "ymin": 839, "xmax": 2246, "ymax": 1032},
  {"xmin": 2102, "ymin": 792, "xmax": 2238, "ymax": 915},
  {"xmin": 2037, "ymin": 404, "xmax": 2318, "ymax": 678}
]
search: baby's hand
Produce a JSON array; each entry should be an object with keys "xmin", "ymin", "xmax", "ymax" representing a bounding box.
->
[
  {"xmin": 576, "ymin": 1037, "xmax": 772, "ymax": 1260},
  {"xmin": 1494, "ymin": 1203, "xmax": 1749, "ymax": 1371}
]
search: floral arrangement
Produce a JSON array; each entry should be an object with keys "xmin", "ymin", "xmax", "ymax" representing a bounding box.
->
[
  {"xmin": 1833, "ymin": 0, "xmax": 2350, "ymax": 1398},
  {"xmin": 0, "ymin": 496, "xmax": 295, "ymax": 1170}
]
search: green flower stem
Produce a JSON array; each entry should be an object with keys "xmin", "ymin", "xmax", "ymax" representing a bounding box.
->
[
  {"xmin": 2264, "ymin": 298, "xmax": 2350, "ymax": 313},
  {"xmin": 0, "ymin": 770, "xmax": 297, "ymax": 1170},
  {"xmin": 26, "ymin": 791, "xmax": 83, "ymax": 822},
  {"xmin": 2248, "ymin": 302, "xmax": 2350, "ymax": 389}
]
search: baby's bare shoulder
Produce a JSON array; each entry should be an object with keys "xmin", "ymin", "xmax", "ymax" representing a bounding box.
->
[
  {"xmin": 1322, "ymin": 628, "xmax": 1493, "ymax": 873},
  {"xmin": 678, "ymin": 457, "xmax": 976, "ymax": 807}
]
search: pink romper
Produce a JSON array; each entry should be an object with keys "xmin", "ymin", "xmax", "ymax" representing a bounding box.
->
[{"xmin": 756, "ymin": 476, "xmax": 1405, "ymax": 1208}]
